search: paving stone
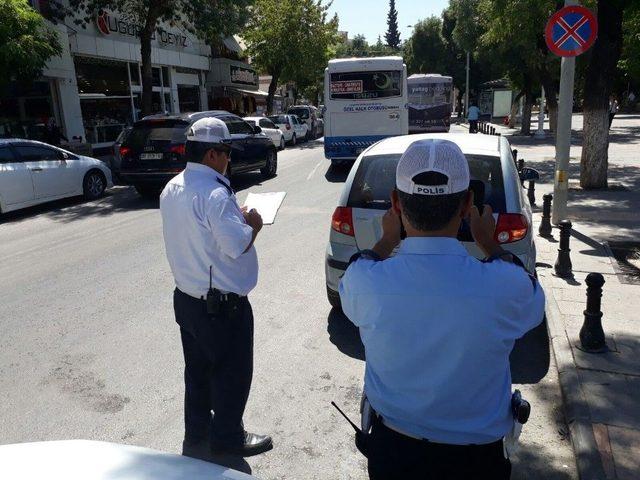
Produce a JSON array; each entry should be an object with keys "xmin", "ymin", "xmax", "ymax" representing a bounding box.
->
[
  {"xmin": 607, "ymin": 425, "xmax": 640, "ymax": 480},
  {"xmin": 579, "ymin": 371, "xmax": 640, "ymax": 430}
]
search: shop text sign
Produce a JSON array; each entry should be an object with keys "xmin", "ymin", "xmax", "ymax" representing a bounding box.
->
[
  {"xmin": 230, "ymin": 65, "xmax": 258, "ymax": 86},
  {"xmin": 331, "ymin": 80, "xmax": 363, "ymax": 95},
  {"xmin": 96, "ymin": 10, "xmax": 188, "ymax": 48},
  {"xmin": 342, "ymin": 103, "xmax": 400, "ymax": 113}
]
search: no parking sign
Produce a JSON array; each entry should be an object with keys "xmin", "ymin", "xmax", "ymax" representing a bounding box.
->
[{"xmin": 545, "ymin": 5, "xmax": 598, "ymax": 57}]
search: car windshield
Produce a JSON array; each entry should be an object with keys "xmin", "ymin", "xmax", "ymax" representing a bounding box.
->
[
  {"xmin": 347, "ymin": 153, "xmax": 506, "ymax": 213},
  {"xmin": 122, "ymin": 119, "xmax": 190, "ymax": 150},
  {"xmin": 288, "ymin": 108, "xmax": 309, "ymax": 119},
  {"xmin": 245, "ymin": 119, "xmax": 257, "ymax": 126},
  {"xmin": 268, "ymin": 115, "xmax": 288, "ymax": 124}
]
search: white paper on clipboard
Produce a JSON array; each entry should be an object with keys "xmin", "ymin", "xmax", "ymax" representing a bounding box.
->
[{"xmin": 243, "ymin": 192, "xmax": 286, "ymax": 225}]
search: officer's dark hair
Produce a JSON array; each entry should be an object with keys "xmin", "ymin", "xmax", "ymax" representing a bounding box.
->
[
  {"xmin": 397, "ymin": 172, "xmax": 468, "ymax": 231},
  {"xmin": 185, "ymin": 141, "xmax": 230, "ymax": 163}
]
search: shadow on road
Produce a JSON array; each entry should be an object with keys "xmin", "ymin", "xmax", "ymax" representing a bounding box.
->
[
  {"xmin": 327, "ymin": 308, "xmax": 365, "ymax": 361},
  {"xmin": 324, "ymin": 163, "xmax": 353, "ymax": 184}
]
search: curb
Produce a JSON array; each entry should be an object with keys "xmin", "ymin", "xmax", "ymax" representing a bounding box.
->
[{"xmin": 543, "ymin": 282, "xmax": 608, "ymax": 480}]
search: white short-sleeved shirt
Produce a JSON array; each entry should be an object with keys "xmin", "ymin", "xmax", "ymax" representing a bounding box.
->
[
  {"xmin": 339, "ymin": 237, "xmax": 545, "ymax": 445},
  {"xmin": 160, "ymin": 162, "xmax": 258, "ymax": 297}
]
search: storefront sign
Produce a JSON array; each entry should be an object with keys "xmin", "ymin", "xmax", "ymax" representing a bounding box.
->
[
  {"xmin": 229, "ymin": 65, "xmax": 258, "ymax": 86},
  {"xmin": 96, "ymin": 10, "xmax": 188, "ymax": 48},
  {"xmin": 331, "ymin": 80, "xmax": 363, "ymax": 95}
]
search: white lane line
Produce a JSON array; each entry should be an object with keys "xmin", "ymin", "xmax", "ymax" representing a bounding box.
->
[{"xmin": 307, "ymin": 160, "xmax": 323, "ymax": 180}]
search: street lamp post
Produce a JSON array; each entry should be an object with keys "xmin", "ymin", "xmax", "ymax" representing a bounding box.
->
[{"xmin": 465, "ymin": 51, "xmax": 470, "ymax": 118}]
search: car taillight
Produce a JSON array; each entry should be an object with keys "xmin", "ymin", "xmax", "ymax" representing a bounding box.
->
[
  {"xmin": 119, "ymin": 146, "xmax": 131, "ymax": 158},
  {"xmin": 331, "ymin": 207, "xmax": 355, "ymax": 236},
  {"xmin": 169, "ymin": 144, "xmax": 186, "ymax": 155},
  {"xmin": 494, "ymin": 213, "xmax": 528, "ymax": 244}
]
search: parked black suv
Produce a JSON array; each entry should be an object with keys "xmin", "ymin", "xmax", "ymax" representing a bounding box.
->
[{"xmin": 117, "ymin": 111, "xmax": 278, "ymax": 197}]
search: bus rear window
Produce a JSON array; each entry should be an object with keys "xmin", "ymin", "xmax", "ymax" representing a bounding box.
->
[{"xmin": 330, "ymin": 70, "xmax": 402, "ymax": 100}]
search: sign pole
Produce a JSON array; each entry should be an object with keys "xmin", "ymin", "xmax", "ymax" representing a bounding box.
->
[
  {"xmin": 552, "ymin": 0, "xmax": 580, "ymax": 225},
  {"xmin": 465, "ymin": 51, "xmax": 470, "ymax": 118},
  {"xmin": 535, "ymin": 86, "xmax": 546, "ymax": 139}
]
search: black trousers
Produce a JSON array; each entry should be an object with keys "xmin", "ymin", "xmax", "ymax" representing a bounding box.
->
[
  {"xmin": 367, "ymin": 417, "xmax": 511, "ymax": 480},
  {"xmin": 469, "ymin": 120, "xmax": 479, "ymax": 133},
  {"xmin": 173, "ymin": 288, "xmax": 254, "ymax": 446}
]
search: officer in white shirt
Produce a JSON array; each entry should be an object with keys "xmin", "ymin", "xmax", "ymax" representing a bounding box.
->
[
  {"xmin": 339, "ymin": 139, "xmax": 545, "ymax": 479},
  {"xmin": 160, "ymin": 117, "xmax": 272, "ymax": 459}
]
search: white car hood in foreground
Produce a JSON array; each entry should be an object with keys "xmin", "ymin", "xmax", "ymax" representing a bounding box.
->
[{"xmin": 0, "ymin": 440, "xmax": 258, "ymax": 480}]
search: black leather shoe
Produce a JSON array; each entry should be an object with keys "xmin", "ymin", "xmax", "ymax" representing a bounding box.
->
[{"xmin": 211, "ymin": 431, "xmax": 273, "ymax": 457}]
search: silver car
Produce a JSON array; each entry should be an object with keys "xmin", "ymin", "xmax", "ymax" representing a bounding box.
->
[{"xmin": 325, "ymin": 133, "xmax": 537, "ymax": 309}]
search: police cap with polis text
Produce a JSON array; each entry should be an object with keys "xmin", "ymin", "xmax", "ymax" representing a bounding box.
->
[
  {"xmin": 396, "ymin": 139, "xmax": 470, "ymax": 196},
  {"xmin": 186, "ymin": 117, "xmax": 232, "ymax": 148}
]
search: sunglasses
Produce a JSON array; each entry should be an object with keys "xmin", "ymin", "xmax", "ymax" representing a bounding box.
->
[{"xmin": 212, "ymin": 146, "xmax": 231, "ymax": 156}]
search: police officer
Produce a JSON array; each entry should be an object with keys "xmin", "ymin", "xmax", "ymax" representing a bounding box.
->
[
  {"xmin": 339, "ymin": 139, "xmax": 545, "ymax": 479},
  {"xmin": 160, "ymin": 117, "xmax": 272, "ymax": 459}
]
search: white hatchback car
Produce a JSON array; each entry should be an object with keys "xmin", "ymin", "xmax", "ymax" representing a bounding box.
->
[
  {"xmin": 325, "ymin": 133, "xmax": 538, "ymax": 309},
  {"xmin": 268, "ymin": 114, "xmax": 309, "ymax": 145},
  {"xmin": 244, "ymin": 116, "xmax": 286, "ymax": 150},
  {"xmin": 0, "ymin": 139, "xmax": 113, "ymax": 215}
]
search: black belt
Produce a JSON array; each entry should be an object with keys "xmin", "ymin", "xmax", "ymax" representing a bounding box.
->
[{"xmin": 200, "ymin": 290, "xmax": 244, "ymax": 302}]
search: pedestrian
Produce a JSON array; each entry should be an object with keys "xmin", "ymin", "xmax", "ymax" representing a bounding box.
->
[
  {"xmin": 467, "ymin": 101, "xmax": 480, "ymax": 133},
  {"xmin": 159, "ymin": 117, "xmax": 272, "ymax": 460},
  {"xmin": 339, "ymin": 139, "xmax": 545, "ymax": 480},
  {"xmin": 609, "ymin": 96, "xmax": 619, "ymax": 128},
  {"xmin": 45, "ymin": 118, "xmax": 68, "ymax": 146}
]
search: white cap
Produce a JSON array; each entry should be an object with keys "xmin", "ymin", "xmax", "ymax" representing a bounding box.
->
[
  {"xmin": 186, "ymin": 117, "xmax": 232, "ymax": 146},
  {"xmin": 396, "ymin": 139, "xmax": 470, "ymax": 196}
]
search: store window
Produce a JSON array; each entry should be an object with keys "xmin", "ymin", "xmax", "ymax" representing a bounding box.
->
[
  {"xmin": 177, "ymin": 85, "xmax": 200, "ymax": 113},
  {"xmin": 75, "ymin": 57, "xmax": 132, "ymax": 144},
  {"xmin": 162, "ymin": 67, "xmax": 170, "ymax": 86},
  {"xmin": 152, "ymin": 68, "xmax": 162, "ymax": 87},
  {"xmin": 129, "ymin": 63, "xmax": 140, "ymax": 86},
  {"xmin": 0, "ymin": 81, "xmax": 55, "ymax": 141}
]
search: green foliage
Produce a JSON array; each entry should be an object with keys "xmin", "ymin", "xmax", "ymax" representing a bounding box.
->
[
  {"xmin": 244, "ymin": 0, "xmax": 338, "ymax": 101},
  {"xmin": 404, "ymin": 17, "xmax": 446, "ymax": 74},
  {"xmin": 0, "ymin": 0, "xmax": 62, "ymax": 90},
  {"xmin": 333, "ymin": 34, "xmax": 396, "ymax": 58},
  {"xmin": 619, "ymin": 2, "xmax": 640, "ymax": 83},
  {"xmin": 384, "ymin": 0, "xmax": 401, "ymax": 50}
]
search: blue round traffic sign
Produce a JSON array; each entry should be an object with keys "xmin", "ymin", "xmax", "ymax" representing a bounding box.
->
[{"xmin": 545, "ymin": 6, "xmax": 598, "ymax": 57}]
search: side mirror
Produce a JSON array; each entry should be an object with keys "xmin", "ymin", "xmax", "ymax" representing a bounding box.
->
[
  {"xmin": 58, "ymin": 151, "xmax": 69, "ymax": 160},
  {"xmin": 253, "ymin": 125, "xmax": 262, "ymax": 134},
  {"xmin": 519, "ymin": 167, "xmax": 540, "ymax": 182}
]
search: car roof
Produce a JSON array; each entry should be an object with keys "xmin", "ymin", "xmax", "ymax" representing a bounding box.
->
[
  {"xmin": 0, "ymin": 138, "xmax": 56, "ymax": 147},
  {"xmin": 139, "ymin": 111, "xmax": 232, "ymax": 122},
  {"xmin": 365, "ymin": 133, "xmax": 502, "ymax": 157}
]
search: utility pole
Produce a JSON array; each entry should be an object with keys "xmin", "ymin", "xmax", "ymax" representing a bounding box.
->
[
  {"xmin": 535, "ymin": 86, "xmax": 546, "ymax": 139},
  {"xmin": 552, "ymin": 0, "xmax": 579, "ymax": 225},
  {"xmin": 464, "ymin": 51, "xmax": 470, "ymax": 118}
]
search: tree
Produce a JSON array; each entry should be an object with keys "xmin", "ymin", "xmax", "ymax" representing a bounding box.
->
[
  {"xmin": 0, "ymin": 0, "xmax": 62, "ymax": 92},
  {"xmin": 55, "ymin": 0, "xmax": 252, "ymax": 116},
  {"xmin": 580, "ymin": 0, "xmax": 630, "ymax": 189},
  {"xmin": 404, "ymin": 17, "xmax": 447, "ymax": 74},
  {"xmin": 244, "ymin": 0, "xmax": 338, "ymax": 113},
  {"xmin": 384, "ymin": 0, "xmax": 401, "ymax": 50}
]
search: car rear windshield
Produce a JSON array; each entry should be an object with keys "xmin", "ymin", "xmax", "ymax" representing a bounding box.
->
[
  {"xmin": 122, "ymin": 119, "xmax": 190, "ymax": 150},
  {"xmin": 330, "ymin": 70, "xmax": 402, "ymax": 100},
  {"xmin": 347, "ymin": 153, "xmax": 506, "ymax": 213},
  {"xmin": 268, "ymin": 115, "xmax": 289, "ymax": 124},
  {"xmin": 288, "ymin": 108, "xmax": 309, "ymax": 119}
]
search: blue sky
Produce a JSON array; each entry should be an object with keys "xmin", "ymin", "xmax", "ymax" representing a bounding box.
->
[{"xmin": 326, "ymin": 0, "xmax": 450, "ymax": 44}]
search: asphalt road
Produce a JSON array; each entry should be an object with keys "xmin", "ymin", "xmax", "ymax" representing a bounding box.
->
[{"xmin": 0, "ymin": 127, "xmax": 577, "ymax": 479}]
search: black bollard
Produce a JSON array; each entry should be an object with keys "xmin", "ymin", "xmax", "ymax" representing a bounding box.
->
[
  {"xmin": 527, "ymin": 180, "xmax": 536, "ymax": 205},
  {"xmin": 539, "ymin": 193, "xmax": 553, "ymax": 237},
  {"xmin": 490, "ymin": 126, "xmax": 495, "ymax": 135},
  {"xmin": 579, "ymin": 273, "xmax": 607, "ymax": 352},
  {"xmin": 554, "ymin": 220, "xmax": 573, "ymax": 278},
  {"xmin": 517, "ymin": 159, "xmax": 525, "ymax": 172}
]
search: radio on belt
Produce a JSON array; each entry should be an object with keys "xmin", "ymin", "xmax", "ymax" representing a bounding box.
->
[{"xmin": 511, "ymin": 389, "xmax": 531, "ymax": 424}]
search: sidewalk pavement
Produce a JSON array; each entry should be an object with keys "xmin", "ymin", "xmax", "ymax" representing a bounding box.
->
[{"xmin": 486, "ymin": 116, "xmax": 640, "ymax": 479}]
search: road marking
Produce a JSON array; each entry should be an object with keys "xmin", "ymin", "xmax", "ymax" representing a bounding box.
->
[{"xmin": 307, "ymin": 160, "xmax": 323, "ymax": 180}]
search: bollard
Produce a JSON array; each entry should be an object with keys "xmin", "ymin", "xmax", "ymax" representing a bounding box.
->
[
  {"xmin": 554, "ymin": 220, "xmax": 573, "ymax": 278},
  {"xmin": 579, "ymin": 273, "xmax": 607, "ymax": 352},
  {"xmin": 489, "ymin": 126, "xmax": 494, "ymax": 135},
  {"xmin": 517, "ymin": 159, "xmax": 525, "ymax": 172},
  {"xmin": 527, "ymin": 180, "xmax": 536, "ymax": 205},
  {"xmin": 539, "ymin": 193, "xmax": 553, "ymax": 237}
]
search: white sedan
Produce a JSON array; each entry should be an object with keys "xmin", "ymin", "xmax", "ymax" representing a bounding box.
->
[
  {"xmin": 244, "ymin": 116, "xmax": 285, "ymax": 150},
  {"xmin": 0, "ymin": 139, "xmax": 113, "ymax": 215},
  {"xmin": 268, "ymin": 114, "xmax": 309, "ymax": 146}
]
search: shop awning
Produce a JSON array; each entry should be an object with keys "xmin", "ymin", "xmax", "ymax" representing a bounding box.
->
[
  {"xmin": 229, "ymin": 87, "xmax": 271, "ymax": 97},
  {"xmin": 79, "ymin": 93, "xmax": 131, "ymax": 100}
]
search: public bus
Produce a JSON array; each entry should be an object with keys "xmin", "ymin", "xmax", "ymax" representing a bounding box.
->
[
  {"xmin": 323, "ymin": 57, "xmax": 408, "ymax": 163},
  {"xmin": 407, "ymin": 74, "xmax": 453, "ymax": 134}
]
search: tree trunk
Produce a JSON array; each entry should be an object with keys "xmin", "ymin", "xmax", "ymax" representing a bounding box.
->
[
  {"xmin": 509, "ymin": 91, "xmax": 524, "ymax": 128},
  {"xmin": 541, "ymin": 79, "xmax": 558, "ymax": 134},
  {"xmin": 580, "ymin": 0, "xmax": 626, "ymax": 189},
  {"xmin": 267, "ymin": 73, "xmax": 279, "ymax": 115},
  {"xmin": 140, "ymin": 6, "xmax": 161, "ymax": 117},
  {"xmin": 520, "ymin": 80, "xmax": 533, "ymax": 135}
]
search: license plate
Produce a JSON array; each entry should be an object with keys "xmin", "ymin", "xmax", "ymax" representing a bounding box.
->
[{"xmin": 140, "ymin": 153, "xmax": 163, "ymax": 160}]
